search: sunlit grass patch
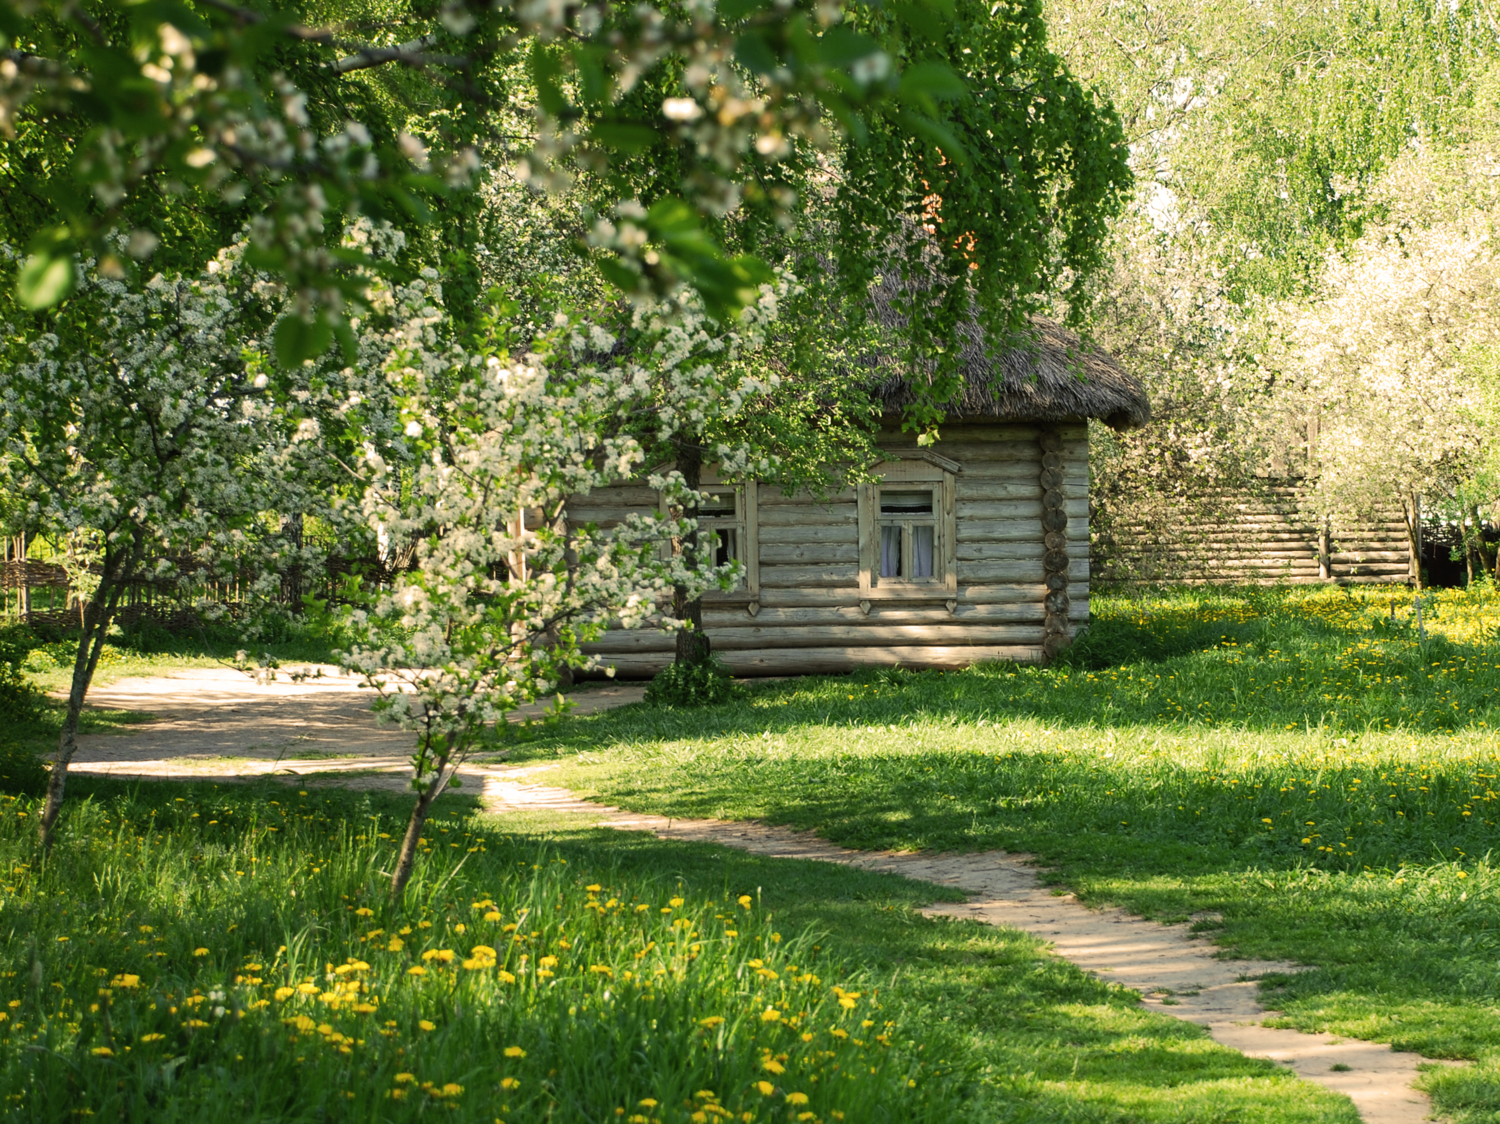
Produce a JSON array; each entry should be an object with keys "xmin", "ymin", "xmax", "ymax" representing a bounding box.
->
[
  {"xmin": 0, "ymin": 778, "xmax": 1362, "ymax": 1123},
  {"xmin": 525, "ymin": 583, "xmax": 1500, "ymax": 1122},
  {"xmin": 0, "ymin": 784, "xmax": 956, "ymax": 1123}
]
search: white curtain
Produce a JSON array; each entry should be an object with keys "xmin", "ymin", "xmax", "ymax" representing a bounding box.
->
[
  {"xmin": 880, "ymin": 526, "xmax": 902, "ymax": 577},
  {"xmin": 911, "ymin": 525, "xmax": 935, "ymax": 577}
]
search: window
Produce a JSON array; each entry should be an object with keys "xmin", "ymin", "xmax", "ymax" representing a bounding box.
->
[
  {"xmin": 879, "ymin": 490, "xmax": 937, "ymax": 580},
  {"xmin": 662, "ymin": 477, "xmax": 759, "ymax": 604},
  {"xmin": 859, "ymin": 455, "xmax": 959, "ymax": 602},
  {"xmin": 697, "ymin": 488, "xmax": 742, "ymax": 574}
]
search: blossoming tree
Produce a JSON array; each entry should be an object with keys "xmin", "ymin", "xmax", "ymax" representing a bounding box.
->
[
  {"xmin": 1263, "ymin": 149, "xmax": 1500, "ymax": 585},
  {"xmin": 0, "ymin": 238, "xmax": 391, "ymax": 847},
  {"xmin": 345, "ymin": 274, "xmax": 795, "ymax": 894}
]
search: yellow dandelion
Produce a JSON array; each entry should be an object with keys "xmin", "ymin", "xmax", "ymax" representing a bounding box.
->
[
  {"xmin": 394, "ymin": 1073, "xmax": 416, "ymax": 1084},
  {"xmin": 90, "ymin": 1046, "xmax": 113, "ymax": 1057},
  {"xmin": 419, "ymin": 1020, "xmax": 436, "ymax": 1032},
  {"xmin": 787, "ymin": 1092, "xmax": 809, "ymax": 1106},
  {"xmin": 755, "ymin": 1081, "xmax": 775, "ymax": 1095},
  {"xmin": 504, "ymin": 1045, "xmax": 526, "ymax": 1058},
  {"xmin": 192, "ymin": 948, "xmax": 209, "ymax": 957},
  {"xmin": 407, "ymin": 966, "xmax": 427, "ymax": 977}
]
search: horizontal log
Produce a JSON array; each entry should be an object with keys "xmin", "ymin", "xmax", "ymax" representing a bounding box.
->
[
  {"xmin": 701, "ymin": 602, "xmax": 1049, "ymax": 627},
  {"xmin": 584, "ymin": 644, "xmax": 1048, "ymax": 679},
  {"xmin": 959, "ymin": 500, "xmax": 1043, "ymax": 520},
  {"xmin": 564, "ymin": 506, "xmax": 657, "ymax": 525},
  {"xmin": 759, "ymin": 488, "xmax": 856, "ymax": 506},
  {"xmin": 759, "ymin": 543, "xmax": 860, "ymax": 566},
  {"xmin": 585, "ymin": 622, "xmax": 1049, "ymax": 653},
  {"xmin": 958, "ymin": 541, "xmax": 1045, "ymax": 563},
  {"xmin": 958, "ymin": 559, "xmax": 1086, "ymax": 583},
  {"xmin": 956, "ymin": 462, "xmax": 1048, "ymax": 483},
  {"xmin": 882, "ymin": 423, "xmax": 1045, "ymax": 444},
  {"xmin": 758, "ymin": 506, "xmax": 858, "ymax": 527},
  {"xmin": 757, "ymin": 524, "xmax": 860, "ymax": 546},
  {"xmin": 758, "ymin": 563, "xmax": 859, "ymax": 588},
  {"xmin": 571, "ymin": 485, "xmax": 661, "ymax": 507},
  {"xmin": 745, "ymin": 582, "xmax": 1088, "ymax": 608},
  {"xmin": 956, "ymin": 481, "xmax": 1045, "ymax": 501},
  {"xmin": 953, "ymin": 521, "xmax": 1049, "ymax": 545}
]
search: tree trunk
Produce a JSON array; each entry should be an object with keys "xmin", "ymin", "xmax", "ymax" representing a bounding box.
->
[
  {"xmin": 672, "ymin": 439, "xmax": 710, "ymax": 666},
  {"xmin": 1402, "ymin": 492, "xmax": 1422, "ymax": 591},
  {"xmin": 389, "ymin": 732, "xmax": 456, "ymax": 898},
  {"xmin": 281, "ymin": 513, "xmax": 305, "ymax": 611},
  {"xmin": 17, "ymin": 532, "xmax": 29, "ymax": 619},
  {"xmin": 38, "ymin": 573, "xmax": 127, "ymax": 850}
]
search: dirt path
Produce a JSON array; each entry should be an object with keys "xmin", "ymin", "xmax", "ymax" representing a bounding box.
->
[
  {"xmin": 65, "ymin": 671, "xmax": 1443, "ymax": 1124},
  {"xmin": 72, "ymin": 666, "xmax": 644, "ymax": 766}
]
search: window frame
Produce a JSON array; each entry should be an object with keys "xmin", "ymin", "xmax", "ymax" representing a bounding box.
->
[
  {"xmin": 662, "ymin": 474, "xmax": 759, "ymax": 604},
  {"xmin": 859, "ymin": 456, "xmax": 958, "ymax": 601},
  {"xmin": 876, "ymin": 486, "xmax": 940, "ymax": 583}
]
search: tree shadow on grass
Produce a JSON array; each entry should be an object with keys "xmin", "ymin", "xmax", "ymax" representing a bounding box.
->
[{"xmin": 524, "ymin": 823, "xmax": 1358, "ymax": 1124}]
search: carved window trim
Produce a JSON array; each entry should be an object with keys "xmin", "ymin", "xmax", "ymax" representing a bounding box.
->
[{"xmin": 858, "ymin": 456, "xmax": 958, "ymax": 602}]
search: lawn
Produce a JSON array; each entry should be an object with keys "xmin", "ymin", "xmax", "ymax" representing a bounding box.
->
[
  {"xmin": 510, "ymin": 584, "xmax": 1500, "ymax": 1123},
  {"xmin": 0, "ymin": 779, "xmax": 1352, "ymax": 1123}
]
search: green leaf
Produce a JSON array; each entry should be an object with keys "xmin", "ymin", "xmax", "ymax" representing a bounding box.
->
[
  {"xmin": 333, "ymin": 321, "xmax": 358, "ymax": 365},
  {"xmin": 719, "ymin": 0, "xmax": 770, "ymax": 18},
  {"xmin": 894, "ymin": 109, "xmax": 970, "ymax": 167},
  {"xmin": 898, "ymin": 62, "xmax": 968, "ymax": 102},
  {"xmin": 596, "ymin": 257, "xmax": 644, "ymax": 293},
  {"xmin": 17, "ymin": 251, "xmax": 75, "ymax": 310},
  {"xmin": 734, "ymin": 31, "xmax": 779, "ymax": 75},
  {"xmin": 529, "ymin": 44, "xmax": 569, "ymax": 116},
  {"xmin": 273, "ymin": 315, "xmax": 333, "ymax": 368},
  {"xmin": 818, "ymin": 28, "xmax": 883, "ymax": 67},
  {"xmin": 646, "ymin": 197, "xmax": 703, "ymax": 236},
  {"xmin": 589, "ymin": 122, "xmax": 662, "ymax": 153}
]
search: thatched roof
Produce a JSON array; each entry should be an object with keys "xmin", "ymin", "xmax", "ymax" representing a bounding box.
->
[
  {"xmin": 864, "ymin": 254, "xmax": 1151, "ymax": 430},
  {"xmin": 873, "ymin": 313, "xmax": 1151, "ymax": 431}
]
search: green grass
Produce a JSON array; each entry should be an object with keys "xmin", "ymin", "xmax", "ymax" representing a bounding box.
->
[
  {"xmin": 3, "ymin": 618, "xmax": 352, "ymax": 695},
  {"xmin": 0, "ymin": 779, "xmax": 1355, "ymax": 1123},
  {"xmin": 508, "ymin": 584, "xmax": 1500, "ymax": 1123}
]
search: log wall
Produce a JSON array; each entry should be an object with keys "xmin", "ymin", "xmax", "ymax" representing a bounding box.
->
[
  {"xmin": 1095, "ymin": 484, "xmax": 1411, "ymax": 585},
  {"xmin": 578, "ymin": 421, "xmax": 1089, "ymax": 677}
]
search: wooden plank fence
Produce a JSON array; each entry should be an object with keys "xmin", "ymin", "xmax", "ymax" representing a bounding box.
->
[{"xmin": 1095, "ymin": 485, "xmax": 1411, "ymax": 585}]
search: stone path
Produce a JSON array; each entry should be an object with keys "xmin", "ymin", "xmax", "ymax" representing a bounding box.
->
[
  {"xmin": 64, "ymin": 669, "xmax": 1443, "ymax": 1123},
  {"xmin": 481, "ymin": 766, "xmax": 1440, "ymax": 1124}
]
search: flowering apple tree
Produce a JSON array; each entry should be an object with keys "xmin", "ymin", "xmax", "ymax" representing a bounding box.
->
[
  {"xmin": 343, "ymin": 276, "xmax": 790, "ymax": 895},
  {"xmin": 0, "ymin": 235, "xmax": 396, "ymax": 847}
]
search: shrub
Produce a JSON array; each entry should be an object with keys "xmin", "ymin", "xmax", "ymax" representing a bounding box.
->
[
  {"xmin": 0, "ymin": 734, "xmax": 46, "ymax": 796},
  {"xmin": 644, "ymin": 653, "xmax": 742, "ymax": 707}
]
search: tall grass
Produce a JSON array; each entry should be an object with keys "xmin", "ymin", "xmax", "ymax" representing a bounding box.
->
[
  {"xmin": 0, "ymin": 782, "xmax": 960, "ymax": 1124},
  {"xmin": 528, "ymin": 584, "xmax": 1500, "ymax": 1122}
]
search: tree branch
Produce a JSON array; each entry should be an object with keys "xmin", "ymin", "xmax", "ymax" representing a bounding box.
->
[{"xmin": 331, "ymin": 34, "xmax": 450, "ymax": 74}]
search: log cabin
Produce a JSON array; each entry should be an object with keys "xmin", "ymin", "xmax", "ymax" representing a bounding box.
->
[{"xmin": 574, "ymin": 316, "xmax": 1151, "ymax": 677}]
